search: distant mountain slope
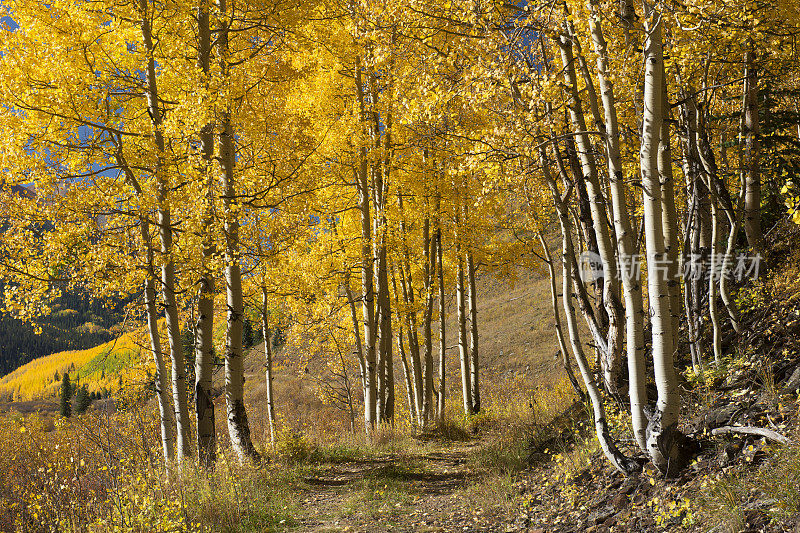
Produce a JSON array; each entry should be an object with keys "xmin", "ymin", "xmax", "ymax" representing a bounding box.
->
[
  {"xmin": 0, "ymin": 289, "xmax": 128, "ymax": 377},
  {"xmin": 0, "ymin": 330, "xmax": 150, "ymax": 403}
]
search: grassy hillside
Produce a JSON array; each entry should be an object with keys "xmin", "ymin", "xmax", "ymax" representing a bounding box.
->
[
  {"xmin": 0, "ymin": 329, "xmax": 150, "ymax": 403},
  {"xmin": 237, "ymin": 263, "xmax": 581, "ymax": 443}
]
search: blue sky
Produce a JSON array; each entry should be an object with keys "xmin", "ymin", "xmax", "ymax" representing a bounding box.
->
[{"xmin": 1, "ymin": 0, "xmax": 17, "ymax": 31}]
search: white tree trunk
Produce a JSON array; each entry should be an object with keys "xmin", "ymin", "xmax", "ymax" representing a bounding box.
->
[
  {"xmin": 194, "ymin": 0, "xmax": 216, "ymax": 469},
  {"xmin": 467, "ymin": 251, "xmax": 480, "ymax": 413},
  {"xmin": 344, "ymin": 274, "xmax": 367, "ymax": 400},
  {"xmin": 422, "ymin": 216, "xmax": 437, "ymax": 426},
  {"xmin": 708, "ymin": 200, "xmax": 723, "ymax": 365},
  {"xmin": 396, "ymin": 327, "xmax": 418, "ymax": 424},
  {"xmin": 557, "ymin": 27, "xmax": 624, "ymax": 395},
  {"xmin": 195, "ymin": 270, "xmax": 216, "ymax": 466},
  {"xmin": 538, "ymin": 233, "xmax": 584, "ymax": 401},
  {"xmin": 658, "ymin": 66, "xmax": 683, "ymax": 357},
  {"xmin": 436, "ymin": 225, "xmax": 446, "ymax": 424},
  {"xmin": 541, "ymin": 145, "xmax": 637, "ymax": 475},
  {"xmin": 355, "ymin": 60, "xmax": 377, "ymax": 434},
  {"xmin": 586, "ymin": 0, "xmax": 648, "ymax": 451},
  {"xmin": 262, "ymin": 287, "xmax": 276, "ymax": 448},
  {"xmin": 456, "ymin": 250, "xmax": 473, "ymax": 416},
  {"xmin": 144, "ymin": 244, "xmax": 175, "ymax": 465},
  {"xmin": 640, "ymin": 9, "xmax": 683, "ymax": 474},
  {"xmin": 218, "ymin": 0, "xmax": 259, "ymax": 462},
  {"xmin": 116, "ymin": 149, "xmax": 175, "ymax": 466},
  {"xmin": 743, "ymin": 49, "xmax": 764, "ymax": 255},
  {"xmin": 139, "ymin": 0, "xmax": 190, "ymax": 462}
]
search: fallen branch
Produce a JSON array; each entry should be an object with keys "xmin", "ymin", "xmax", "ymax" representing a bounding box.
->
[{"xmin": 711, "ymin": 425, "xmax": 792, "ymax": 445}]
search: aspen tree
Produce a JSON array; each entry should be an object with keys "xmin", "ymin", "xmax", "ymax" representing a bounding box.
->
[
  {"xmin": 466, "ymin": 250, "xmax": 480, "ymax": 413},
  {"xmin": 455, "ymin": 199, "xmax": 473, "ymax": 416},
  {"xmin": 262, "ymin": 287, "xmax": 276, "ymax": 447},
  {"xmin": 538, "ymin": 232, "xmax": 584, "ymax": 401},
  {"xmin": 436, "ymin": 222, "xmax": 447, "ymax": 424},
  {"xmin": 422, "ymin": 216, "xmax": 438, "ymax": 425},
  {"xmin": 541, "ymin": 143, "xmax": 637, "ymax": 475},
  {"xmin": 116, "ymin": 153, "xmax": 176, "ymax": 465},
  {"xmin": 640, "ymin": 3, "xmax": 684, "ymax": 473},
  {"xmin": 556, "ymin": 22, "xmax": 625, "ymax": 395},
  {"xmin": 194, "ymin": 0, "xmax": 217, "ymax": 468},
  {"xmin": 139, "ymin": 0, "xmax": 191, "ymax": 462},
  {"xmin": 217, "ymin": 0, "xmax": 259, "ymax": 463},
  {"xmin": 658, "ymin": 64, "xmax": 682, "ymax": 362},
  {"xmin": 397, "ymin": 194, "xmax": 425, "ymax": 425},
  {"xmin": 354, "ymin": 57, "xmax": 378, "ymax": 433},
  {"xmin": 584, "ymin": 0, "xmax": 648, "ymax": 449},
  {"xmin": 743, "ymin": 49, "xmax": 764, "ymax": 255}
]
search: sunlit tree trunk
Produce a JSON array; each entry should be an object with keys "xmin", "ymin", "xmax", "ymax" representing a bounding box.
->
[
  {"xmin": 436, "ymin": 224, "xmax": 446, "ymax": 424},
  {"xmin": 144, "ymin": 228, "xmax": 175, "ymax": 465},
  {"xmin": 218, "ymin": 0, "xmax": 259, "ymax": 462},
  {"xmin": 538, "ymin": 233, "xmax": 584, "ymax": 402},
  {"xmin": 115, "ymin": 149, "xmax": 175, "ymax": 466},
  {"xmin": 422, "ymin": 216, "xmax": 437, "ymax": 425},
  {"xmin": 541, "ymin": 145, "xmax": 636, "ymax": 475},
  {"xmin": 262, "ymin": 287, "xmax": 276, "ymax": 448},
  {"xmin": 658, "ymin": 65, "xmax": 682, "ymax": 365},
  {"xmin": 397, "ymin": 194, "xmax": 423, "ymax": 425},
  {"xmin": 375, "ymin": 242, "xmax": 392, "ymax": 422},
  {"xmin": 354, "ymin": 59, "xmax": 377, "ymax": 434},
  {"xmin": 456, "ymin": 209, "xmax": 473, "ymax": 416},
  {"xmin": 344, "ymin": 274, "xmax": 367, "ymax": 398},
  {"xmin": 194, "ymin": 0, "xmax": 216, "ymax": 468},
  {"xmin": 396, "ymin": 327, "xmax": 418, "ymax": 424},
  {"xmin": 398, "ymin": 261, "xmax": 424, "ymax": 425},
  {"xmin": 466, "ymin": 250, "xmax": 479, "ymax": 414},
  {"xmin": 378, "ymin": 33, "xmax": 396, "ymax": 424},
  {"xmin": 375, "ymin": 254, "xmax": 386, "ymax": 422},
  {"xmin": 551, "ymin": 139, "xmax": 611, "ymax": 359},
  {"xmin": 564, "ymin": 138, "xmax": 606, "ymax": 347},
  {"xmin": 557, "ymin": 26, "xmax": 624, "ymax": 395},
  {"xmin": 195, "ymin": 267, "xmax": 216, "ymax": 466},
  {"xmin": 140, "ymin": 0, "xmax": 190, "ymax": 462}
]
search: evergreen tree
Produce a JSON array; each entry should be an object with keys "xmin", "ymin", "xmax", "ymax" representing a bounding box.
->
[
  {"xmin": 272, "ymin": 326, "xmax": 286, "ymax": 351},
  {"xmin": 59, "ymin": 373, "xmax": 71, "ymax": 418},
  {"xmin": 74, "ymin": 384, "xmax": 91, "ymax": 414},
  {"xmin": 242, "ymin": 317, "xmax": 255, "ymax": 349},
  {"xmin": 180, "ymin": 326, "xmax": 195, "ymax": 361}
]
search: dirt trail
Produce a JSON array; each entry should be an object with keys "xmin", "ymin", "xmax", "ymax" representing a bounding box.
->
[{"xmin": 292, "ymin": 441, "xmax": 510, "ymax": 533}]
